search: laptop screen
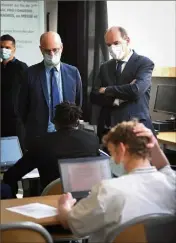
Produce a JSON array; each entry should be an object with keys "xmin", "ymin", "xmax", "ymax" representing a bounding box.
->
[
  {"xmin": 59, "ymin": 156, "xmax": 112, "ymax": 193},
  {"xmin": 0, "ymin": 137, "xmax": 22, "ymax": 163}
]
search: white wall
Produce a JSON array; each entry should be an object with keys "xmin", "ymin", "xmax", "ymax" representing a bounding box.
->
[
  {"xmin": 46, "ymin": 0, "xmax": 58, "ymax": 32},
  {"xmin": 107, "ymin": 1, "xmax": 176, "ymax": 67}
]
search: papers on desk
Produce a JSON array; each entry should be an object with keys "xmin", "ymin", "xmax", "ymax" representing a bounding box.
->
[
  {"xmin": 6, "ymin": 203, "xmax": 57, "ymax": 219},
  {"xmin": 22, "ymin": 169, "xmax": 40, "ymax": 179}
]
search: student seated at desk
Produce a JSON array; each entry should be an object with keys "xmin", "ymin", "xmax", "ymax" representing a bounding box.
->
[
  {"xmin": 58, "ymin": 121, "xmax": 176, "ymax": 243},
  {"xmin": 3, "ymin": 102, "xmax": 99, "ymax": 195}
]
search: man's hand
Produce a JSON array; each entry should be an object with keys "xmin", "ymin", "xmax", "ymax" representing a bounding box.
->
[
  {"xmin": 99, "ymin": 87, "xmax": 106, "ymax": 94},
  {"xmin": 58, "ymin": 193, "xmax": 77, "ymax": 229},
  {"xmin": 133, "ymin": 123, "xmax": 157, "ymax": 148},
  {"xmin": 133, "ymin": 123, "xmax": 170, "ymax": 169}
]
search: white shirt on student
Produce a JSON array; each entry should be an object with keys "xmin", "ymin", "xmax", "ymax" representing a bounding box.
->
[{"xmin": 67, "ymin": 165, "xmax": 176, "ymax": 243}]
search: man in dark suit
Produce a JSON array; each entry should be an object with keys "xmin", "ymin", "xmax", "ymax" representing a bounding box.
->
[
  {"xmin": 90, "ymin": 26, "xmax": 155, "ymax": 141},
  {"xmin": 0, "ymin": 34, "xmax": 28, "ymax": 147},
  {"xmin": 3, "ymin": 102, "xmax": 99, "ymax": 196},
  {"xmin": 18, "ymin": 31, "xmax": 82, "ymax": 148}
]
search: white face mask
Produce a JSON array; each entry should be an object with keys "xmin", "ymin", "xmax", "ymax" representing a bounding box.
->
[
  {"xmin": 108, "ymin": 44, "xmax": 126, "ymax": 60},
  {"xmin": 110, "ymin": 156, "xmax": 127, "ymax": 176},
  {"xmin": 0, "ymin": 48, "xmax": 12, "ymax": 60},
  {"xmin": 44, "ymin": 51, "xmax": 61, "ymax": 66}
]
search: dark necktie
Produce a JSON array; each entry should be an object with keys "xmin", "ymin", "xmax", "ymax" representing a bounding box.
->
[
  {"xmin": 116, "ymin": 61, "xmax": 125, "ymax": 84},
  {"xmin": 50, "ymin": 67, "xmax": 60, "ymax": 121}
]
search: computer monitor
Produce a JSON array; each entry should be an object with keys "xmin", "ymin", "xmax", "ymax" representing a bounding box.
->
[
  {"xmin": 154, "ymin": 84, "xmax": 176, "ymax": 116},
  {"xmin": 0, "ymin": 137, "xmax": 23, "ymax": 170},
  {"xmin": 58, "ymin": 156, "xmax": 112, "ymax": 199}
]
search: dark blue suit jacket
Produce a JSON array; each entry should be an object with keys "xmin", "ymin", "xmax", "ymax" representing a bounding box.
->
[
  {"xmin": 18, "ymin": 61, "xmax": 82, "ymax": 145},
  {"xmin": 90, "ymin": 52, "xmax": 155, "ymax": 138}
]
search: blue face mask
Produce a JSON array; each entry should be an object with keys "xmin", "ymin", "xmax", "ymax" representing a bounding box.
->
[
  {"xmin": 0, "ymin": 48, "xmax": 12, "ymax": 60},
  {"xmin": 110, "ymin": 156, "xmax": 127, "ymax": 176}
]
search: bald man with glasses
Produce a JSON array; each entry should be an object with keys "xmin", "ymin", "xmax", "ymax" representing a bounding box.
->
[{"xmin": 18, "ymin": 31, "xmax": 82, "ymax": 148}]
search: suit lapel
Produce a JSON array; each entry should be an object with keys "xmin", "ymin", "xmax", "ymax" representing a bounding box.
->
[
  {"xmin": 39, "ymin": 61, "xmax": 49, "ymax": 107},
  {"xmin": 60, "ymin": 62, "xmax": 68, "ymax": 101}
]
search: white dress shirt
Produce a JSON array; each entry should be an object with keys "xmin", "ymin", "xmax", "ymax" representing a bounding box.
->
[{"xmin": 67, "ymin": 165, "xmax": 176, "ymax": 243}]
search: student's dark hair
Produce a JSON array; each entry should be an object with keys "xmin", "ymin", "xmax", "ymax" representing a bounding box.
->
[
  {"xmin": 54, "ymin": 102, "xmax": 82, "ymax": 128},
  {"xmin": 0, "ymin": 34, "xmax": 16, "ymax": 45}
]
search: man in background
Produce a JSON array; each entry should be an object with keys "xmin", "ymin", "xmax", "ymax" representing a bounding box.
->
[
  {"xmin": 0, "ymin": 34, "xmax": 28, "ymax": 147},
  {"xmin": 90, "ymin": 26, "xmax": 155, "ymax": 141},
  {"xmin": 18, "ymin": 31, "xmax": 82, "ymax": 148}
]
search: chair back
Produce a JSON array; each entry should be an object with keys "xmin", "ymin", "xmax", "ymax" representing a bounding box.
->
[
  {"xmin": 111, "ymin": 214, "xmax": 176, "ymax": 243},
  {"xmin": 41, "ymin": 178, "xmax": 62, "ymax": 196},
  {"xmin": 1, "ymin": 221, "xmax": 53, "ymax": 243},
  {"xmin": 113, "ymin": 223, "xmax": 146, "ymax": 243}
]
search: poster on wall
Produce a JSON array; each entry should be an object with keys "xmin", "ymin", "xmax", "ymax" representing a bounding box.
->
[{"xmin": 0, "ymin": 0, "xmax": 45, "ymax": 66}]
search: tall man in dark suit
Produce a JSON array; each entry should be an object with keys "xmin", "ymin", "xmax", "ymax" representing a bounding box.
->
[
  {"xmin": 18, "ymin": 31, "xmax": 82, "ymax": 148},
  {"xmin": 90, "ymin": 26, "xmax": 155, "ymax": 141},
  {"xmin": 3, "ymin": 102, "xmax": 100, "ymax": 196},
  {"xmin": 0, "ymin": 34, "xmax": 28, "ymax": 147}
]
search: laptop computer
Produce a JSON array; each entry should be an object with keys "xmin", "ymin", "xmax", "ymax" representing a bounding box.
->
[
  {"xmin": 58, "ymin": 156, "xmax": 112, "ymax": 200},
  {"xmin": 0, "ymin": 137, "xmax": 23, "ymax": 172}
]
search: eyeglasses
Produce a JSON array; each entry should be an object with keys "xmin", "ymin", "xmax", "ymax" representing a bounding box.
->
[{"xmin": 43, "ymin": 48, "xmax": 61, "ymax": 55}]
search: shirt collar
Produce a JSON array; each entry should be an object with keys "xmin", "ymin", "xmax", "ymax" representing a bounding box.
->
[
  {"xmin": 129, "ymin": 166, "xmax": 157, "ymax": 174},
  {"xmin": 44, "ymin": 61, "xmax": 61, "ymax": 73}
]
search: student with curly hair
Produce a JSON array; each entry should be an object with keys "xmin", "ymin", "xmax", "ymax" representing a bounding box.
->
[
  {"xmin": 3, "ymin": 102, "xmax": 99, "ymax": 195},
  {"xmin": 58, "ymin": 120, "xmax": 176, "ymax": 243}
]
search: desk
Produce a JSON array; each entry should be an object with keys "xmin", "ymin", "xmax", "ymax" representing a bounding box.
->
[
  {"xmin": 1, "ymin": 195, "xmax": 86, "ymax": 241},
  {"xmin": 1, "ymin": 195, "xmax": 59, "ymax": 226},
  {"xmin": 157, "ymin": 132, "xmax": 176, "ymax": 151}
]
